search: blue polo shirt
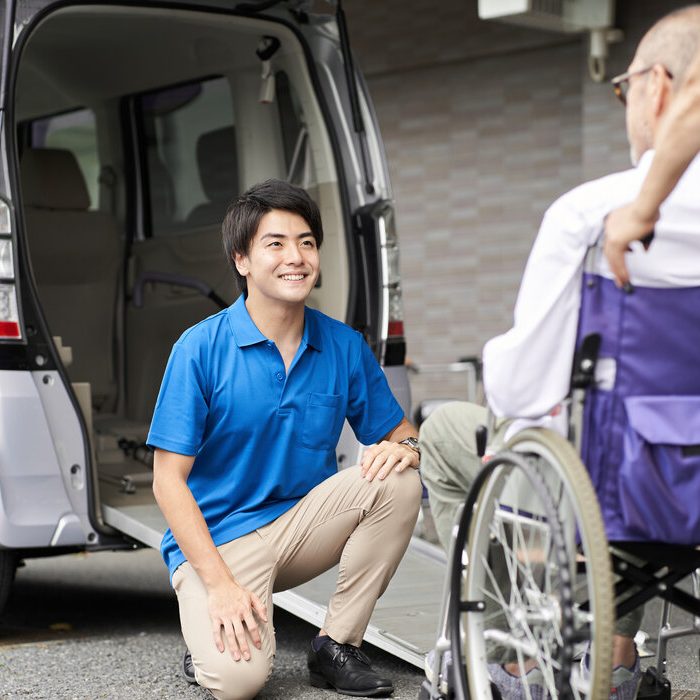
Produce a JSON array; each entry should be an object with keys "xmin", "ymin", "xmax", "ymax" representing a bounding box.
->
[{"xmin": 147, "ymin": 296, "xmax": 405, "ymax": 577}]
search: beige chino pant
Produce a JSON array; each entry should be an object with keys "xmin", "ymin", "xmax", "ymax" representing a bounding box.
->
[{"xmin": 172, "ymin": 465, "xmax": 422, "ymax": 700}]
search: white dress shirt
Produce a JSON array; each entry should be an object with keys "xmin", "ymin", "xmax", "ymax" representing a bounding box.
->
[{"xmin": 483, "ymin": 150, "xmax": 700, "ymax": 428}]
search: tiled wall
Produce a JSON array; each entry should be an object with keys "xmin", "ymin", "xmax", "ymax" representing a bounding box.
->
[{"xmin": 345, "ymin": 0, "xmax": 687, "ymax": 410}]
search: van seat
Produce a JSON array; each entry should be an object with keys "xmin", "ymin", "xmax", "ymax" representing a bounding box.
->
[
  {"xmin": 185, "ymin": 126, "xmax": 238, "ymax": 226},
  {"xmin": 21, "ymin": 148, "xmax": 122, "ymax": 412}
]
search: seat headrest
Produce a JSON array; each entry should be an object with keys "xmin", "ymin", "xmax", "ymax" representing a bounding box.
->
[
  {"xmin": 20, "ymin": 148, "xmax": 91, "ymax": 211},
  {"xmin": 196, "ymin": 127, "xmax": 238, "ymax": 204}
]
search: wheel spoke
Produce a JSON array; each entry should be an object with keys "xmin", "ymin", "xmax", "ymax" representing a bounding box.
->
[
  {"xmin": 479, "ymin": 552, "xmax": 514, "ymax": 625},
  {"xmin": 493, "ymin": 505, "xmax": 521, "ymax": 610}
]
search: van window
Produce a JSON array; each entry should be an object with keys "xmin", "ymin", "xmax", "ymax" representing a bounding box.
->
[
  {"xmin": 30, "ymin": 109, "xmax": 99, "ymax": 210},
  {"xmin": 137, "ymin": 76, "xmax": 237, "ymax": 235}
]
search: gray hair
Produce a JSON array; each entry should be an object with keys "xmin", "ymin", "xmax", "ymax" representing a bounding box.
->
[{"xmin": 637, "ymin": 5, "xmax": 700, "ymax": 86}]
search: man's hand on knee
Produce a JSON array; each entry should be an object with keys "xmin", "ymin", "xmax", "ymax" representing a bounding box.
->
[
  {"xmin": 207, "ymin": 578, "xmax": 268, "ymax": 662},
  {"xmin": 360, "ymin": 441, "xmax": 419, "ymax": 482}
]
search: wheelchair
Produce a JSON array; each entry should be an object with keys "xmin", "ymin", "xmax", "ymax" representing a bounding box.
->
[{"xmin": 420, "ymin": 270, "xmax": 700, "ymax": 700}]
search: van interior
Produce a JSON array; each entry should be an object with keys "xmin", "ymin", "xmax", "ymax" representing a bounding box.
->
[{"xmin": 14, "ymin": 5, "xmax": 351, "ymax": 531}]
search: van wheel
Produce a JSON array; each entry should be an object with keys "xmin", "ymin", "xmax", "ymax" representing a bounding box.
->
[{"xmin": 0, "ymin": 550, "xmax": 17, "ymax": 615}]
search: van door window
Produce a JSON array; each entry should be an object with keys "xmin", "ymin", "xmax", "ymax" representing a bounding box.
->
[
  {"xmin": 136, "ymin": 77, "xmax": 237, "ymax": 235},
  {"xmin": 30, "ymin": 109, "xmax": 99, "ymax": 210}
]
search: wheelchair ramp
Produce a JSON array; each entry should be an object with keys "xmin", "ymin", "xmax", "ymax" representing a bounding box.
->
[
  {"xmin": 273, "ymin": 537, "xmax": 445, "ymax": 668},
  {"xmin": 102, "ymin": 502, "xmax": 166, "ymax": 550},
  {"xmin": 100, "ymin": 471, "xmax": 167, "ymax": 550}
]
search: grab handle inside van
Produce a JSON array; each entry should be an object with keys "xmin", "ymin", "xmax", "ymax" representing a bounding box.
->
[{"xmin": 132, "ymin": 271, "xmax": 228, "ymax": 310}]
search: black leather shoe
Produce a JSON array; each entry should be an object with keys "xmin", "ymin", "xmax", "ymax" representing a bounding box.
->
[
  {"xmin": 181, "ymin": 649, "xmax": 197, "ymax": 685},
  {"xmin": 308, "ymin": 638, "xmax": 394, "ymax": 697}
]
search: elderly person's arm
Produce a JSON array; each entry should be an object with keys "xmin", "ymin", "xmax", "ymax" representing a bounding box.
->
[{"xmin": 605, "ymin": 48, "xmax": 700, "ymax": 285}]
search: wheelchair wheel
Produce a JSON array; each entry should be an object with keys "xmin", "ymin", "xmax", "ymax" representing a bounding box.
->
[{"xmin": 450, "ymin": 429, "xmax": 614, "ymax": 700}]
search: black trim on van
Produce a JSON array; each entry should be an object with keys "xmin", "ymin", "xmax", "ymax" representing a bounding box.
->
[{"xmin": 352, "ymin": 202, "xmax": 408, "ymax": 365}]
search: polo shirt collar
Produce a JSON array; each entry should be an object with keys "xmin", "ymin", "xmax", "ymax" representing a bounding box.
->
[
  {"xmin": 228, "ymin": 296, "xmax": 267, "ymax": 347},
  {"xmin": 227, "ymin": 296, "xmax": 323, "ymax": 351},
  {"xmin": 304, "ymin": 307, "xmax": 323, "ymax": 351}
]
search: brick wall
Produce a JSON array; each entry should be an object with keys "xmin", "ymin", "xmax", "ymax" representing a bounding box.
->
[{"xmin": 344, "ymin": 0, "xmax": 688, "ymax": 410}]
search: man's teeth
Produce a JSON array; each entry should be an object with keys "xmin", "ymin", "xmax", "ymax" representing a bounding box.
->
[{"xmin": 281, "ymin": 274, "xmax": 305, "ymax": 280}]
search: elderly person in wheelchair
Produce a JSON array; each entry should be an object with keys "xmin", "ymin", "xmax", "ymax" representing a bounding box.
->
[{"xmin": 420, "ymin": 7, "xmax": 700, "ymax": 700}]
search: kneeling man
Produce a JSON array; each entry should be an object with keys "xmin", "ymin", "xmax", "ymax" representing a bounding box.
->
[{"xmin": 148, "ymin": 179, "xmax": 421, "ymax": 700}]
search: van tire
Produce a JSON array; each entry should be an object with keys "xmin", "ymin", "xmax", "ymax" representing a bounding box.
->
[{"xmin": 0, "ymin": 550, "xmax": 17, "ymax": 615}]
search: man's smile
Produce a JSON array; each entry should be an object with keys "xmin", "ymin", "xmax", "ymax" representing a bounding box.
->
[{"xmin": 280, "ymin": 273, "xmax": 308, "ymax": 281}]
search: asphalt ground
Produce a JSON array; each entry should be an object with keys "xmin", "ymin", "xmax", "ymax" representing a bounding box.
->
[
  {"xmin": 0, "ymin": 547, "xmax": 697, "ymax": 699},
  {"xmin": 0, "ymin": 549, "xmax": 423, "ymax": 700}
]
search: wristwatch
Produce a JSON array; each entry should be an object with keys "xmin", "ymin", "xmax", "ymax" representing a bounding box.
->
[{"xmin": 399, "ymin": 437, "xmax": 421, "ymax": 458}]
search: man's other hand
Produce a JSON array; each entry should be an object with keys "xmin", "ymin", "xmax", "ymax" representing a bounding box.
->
[
  {"xmin": 360, "ymin": 441, "xmax": 419, "ymax": 482},
  {"xmin": 207, "ymin": 578, "xmax": 268, "ymax": 661},
  {"xmin": 604, "ymin": 203, "xmax": 657, "ymax": 287}
]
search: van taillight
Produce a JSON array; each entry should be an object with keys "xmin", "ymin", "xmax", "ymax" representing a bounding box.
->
[
  {"xmin": 0, "ymin": 237, "xmax": 13, "ymax": 278},
  {"xmin": 0, "ymin": 285, "xmax": 20, "ymax": 339},
  {"xmin": 379, "ymin": 208, "xmax": 406, "ymax": 365},
  {"xmin": 0, "ymin": 202, "xmax": 22, "ymax": 341},
  {"xmin": 388, "ymin": 320, "xmax": 404, "ymax": 337},
  {"xmin": 0, "ymin": 321, "xmax": 20, "ymax": 338},
  {"xmin": 0, "ymin": 278, "xmax": 20, "ymax": 340}
]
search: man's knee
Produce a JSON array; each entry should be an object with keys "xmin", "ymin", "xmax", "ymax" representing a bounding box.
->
[
  {"xmin": 197, "ymin": 653, "xmax": 271, "ymax": 700},
  {"xmin": 419, "ymin": 401, "xmax": 486, "ymax": 490},
  {"xmin": 383, "ymin": 467, "xmax": 422, "ymax": 521}
]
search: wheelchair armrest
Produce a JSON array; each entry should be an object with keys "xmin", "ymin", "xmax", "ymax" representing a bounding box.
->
[{"xmin": 571, "ymin": 333, "xmax": 601, "ymax": 389}]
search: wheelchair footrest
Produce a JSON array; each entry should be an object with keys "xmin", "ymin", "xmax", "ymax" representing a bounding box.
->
[
  {"xmin": 637, "ymin": 667, "xmax": 672, "ymax": 700},
  {"xmin": 418, "ymin": 678, "xmax": 452, "ymax": 700}
]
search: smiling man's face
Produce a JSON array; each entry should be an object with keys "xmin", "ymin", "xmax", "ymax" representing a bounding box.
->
[{"xmin": 234, "ymin": 209, "xmax": 320, "ymax": 308}]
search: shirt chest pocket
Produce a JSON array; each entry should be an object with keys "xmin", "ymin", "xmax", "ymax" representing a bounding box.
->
[{"xmin": 300, "ymin": 392, "xmax": 343, "ymax": 451}]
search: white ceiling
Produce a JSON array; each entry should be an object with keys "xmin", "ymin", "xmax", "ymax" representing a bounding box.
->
[{"xmin": 15, "ymin": 5, "xmax": 289, "ymax": 119}]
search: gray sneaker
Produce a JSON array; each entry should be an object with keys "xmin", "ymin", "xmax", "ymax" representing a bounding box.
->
[
  {"xmin": 581, "ymin": 648, "xmax": 642, "ymax": 700},
  {"xmin": 488, "ymin": 663, "xmax": 549, "ymax": 700}
]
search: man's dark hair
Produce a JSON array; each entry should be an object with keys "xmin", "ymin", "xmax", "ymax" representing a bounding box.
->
[{"xmin": 222, "ymin": 179, "xmax": 324, "ymax": 293}]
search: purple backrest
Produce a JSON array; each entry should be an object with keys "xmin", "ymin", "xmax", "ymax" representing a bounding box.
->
[{"xmin": 576, "ymin": 274, "xmax": 700, "ymax": 544}]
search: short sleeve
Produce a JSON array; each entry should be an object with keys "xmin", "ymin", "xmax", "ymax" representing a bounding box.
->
[
  {"xmin": 346, "ymin": 336, "xmax": 404, "ymax": 445},
  {"xmin": 146, "ymin": 340, "xmax": 209, "ymax": 456}
]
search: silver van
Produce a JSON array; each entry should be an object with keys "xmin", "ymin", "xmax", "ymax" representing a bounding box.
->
[{"xmin": 0, "ymin": 0, "xmax": 441, "ymax": 667}]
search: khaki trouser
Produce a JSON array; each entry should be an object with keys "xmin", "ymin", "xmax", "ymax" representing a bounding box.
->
[
  {"xmin": 172, "ymin": 465, "xmax": 422, "ymax": 700},
  {"xmin": 419, "ymin": 401, "xmax": 643, "ymax": 638},
  {"xmin": 419, "ymin": 401, "xmax": 503, "ymax": 553}
]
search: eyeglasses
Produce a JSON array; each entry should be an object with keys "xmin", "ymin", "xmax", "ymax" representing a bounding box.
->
[{"xmin": 611, "ymin": 65, "xmax": 673, "ymax": 105}]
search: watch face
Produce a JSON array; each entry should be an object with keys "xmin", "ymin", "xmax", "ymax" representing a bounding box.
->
[{"xmin": 401, "ymin": 437, "xmax": 420, "ymax": 452}]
